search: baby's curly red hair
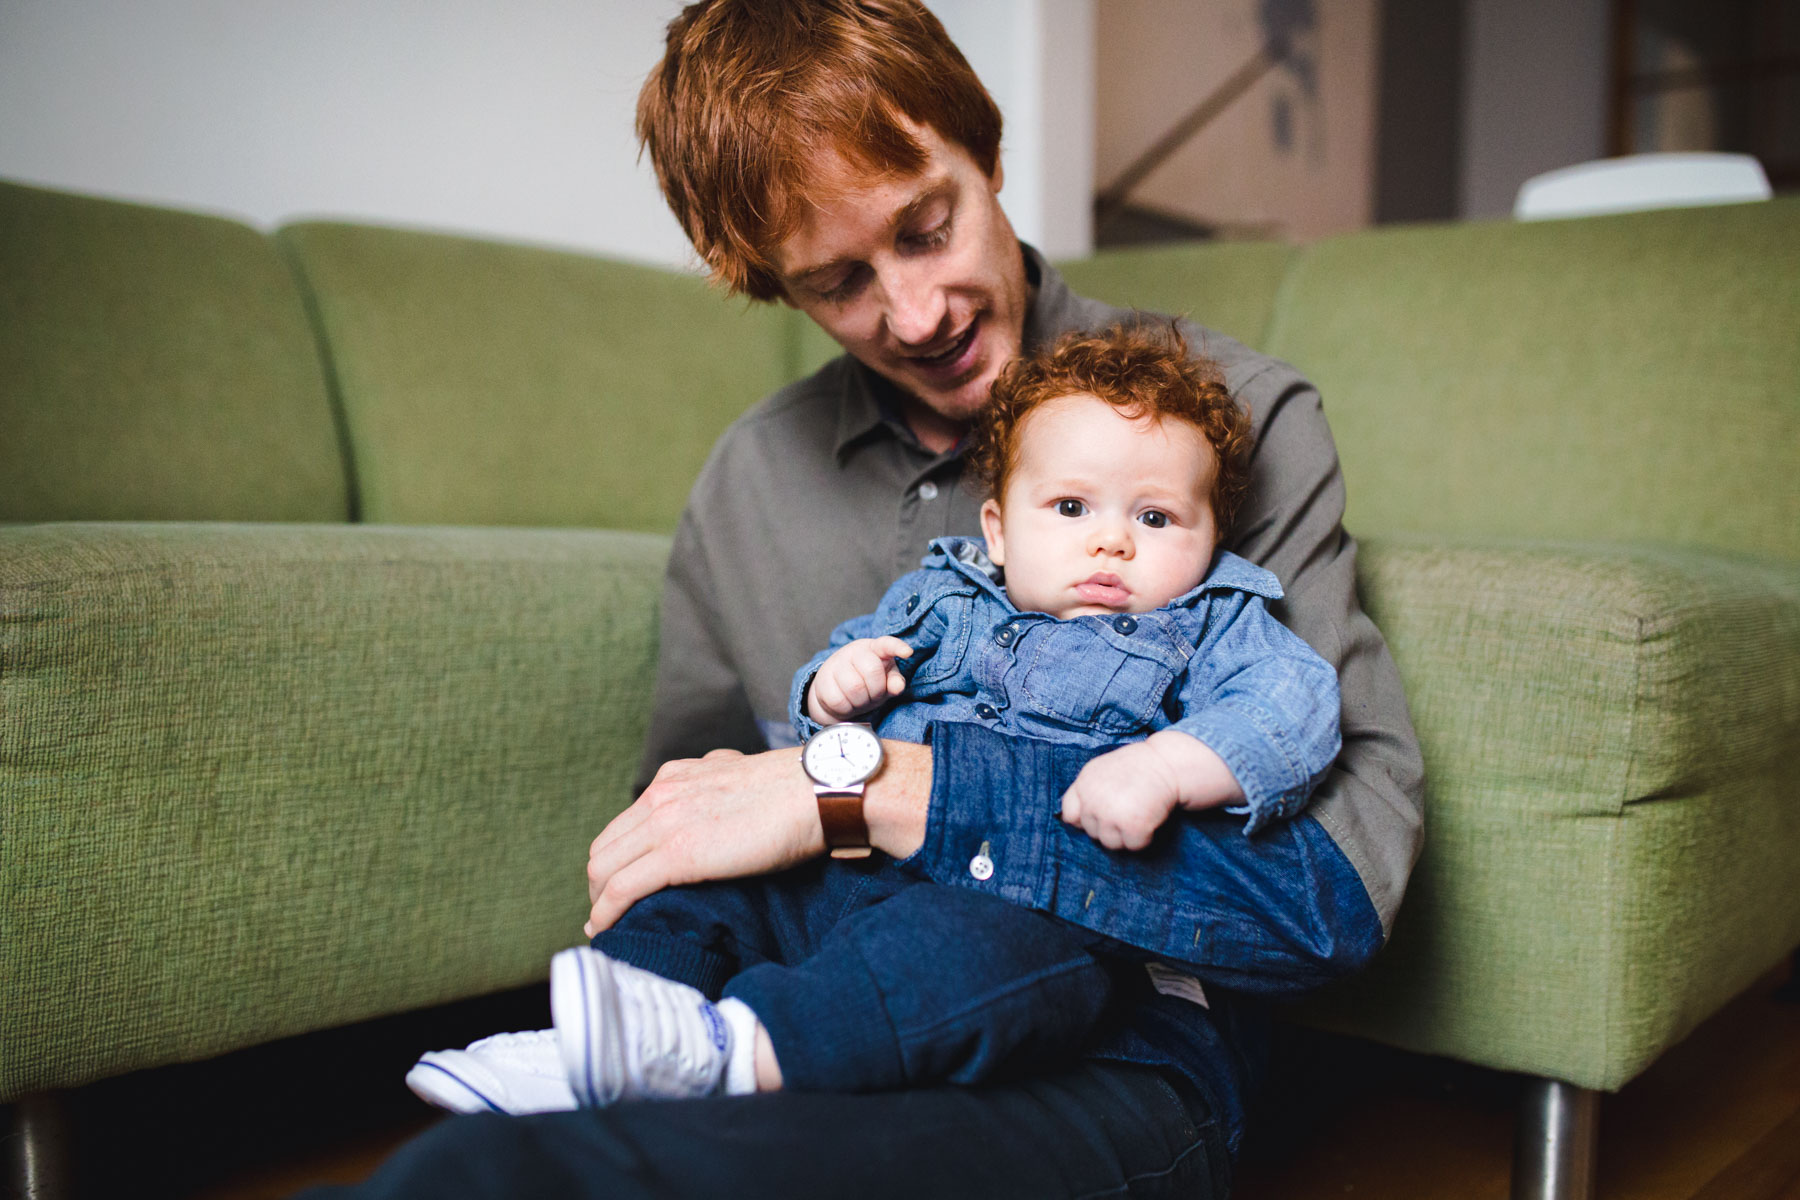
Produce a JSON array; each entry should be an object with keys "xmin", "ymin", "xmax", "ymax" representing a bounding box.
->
[{"xmin": 968, "ymin": 323, "xmax": 1254, "ymax": 534}]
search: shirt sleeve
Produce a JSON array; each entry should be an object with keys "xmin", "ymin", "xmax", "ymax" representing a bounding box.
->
[
  {"xmin": 1227, "ymin": 362, "xmax": 1426, "ymax": 935},
  {"xmin": 1172, "ymin": 592, "xmax": 1341, "ymax": 837},
  {"xmin": 634, "ymin": 507, "xmax": 770, "ymax": 793},
  {"xmin": 910, "ymin": 359, "xmax": 1424, "ymax": 976},
  {"xmin": 788, "ymin": 567, "xmax": 947, "ymax": 744},
  {"xmin": 788, "ymin": 614, "xmax": 880, "ymax": 744}
]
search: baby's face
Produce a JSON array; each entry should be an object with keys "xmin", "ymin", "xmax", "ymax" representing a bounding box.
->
[{"xmin": 978, "ymin": 393, "xmax": 1219, "ymax": 618}]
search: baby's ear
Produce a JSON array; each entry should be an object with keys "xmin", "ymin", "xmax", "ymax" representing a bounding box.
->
[{"xmin": 979, "ymin": 499, "xmax": 1007, "ymax": 565}]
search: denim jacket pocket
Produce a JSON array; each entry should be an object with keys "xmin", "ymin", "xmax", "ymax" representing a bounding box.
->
[
  {"xmin": 875, "ymin": 579, "xmax": 976, "ymax": 689},
  {"xmin": 1017, "ymin": 622, "xmax": 1184, "ymax": 735}
]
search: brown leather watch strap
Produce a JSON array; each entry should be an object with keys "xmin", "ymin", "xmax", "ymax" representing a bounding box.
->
[{"xmin": 818, "ymin": 790, "xmax": 872, "ymax": 859}]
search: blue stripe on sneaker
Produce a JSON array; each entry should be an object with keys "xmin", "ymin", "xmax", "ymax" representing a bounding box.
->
[
  {"xmin": 701, "ymin": 1002, "xmax": 728, "ymax": 1053},
  {"xmin": 414, "ymin": 1061, "xmax": 504, "ymax": 1114},
  {"xmin": 579, "ymin": 954, "xmax": 598, "ymax": 1105}
]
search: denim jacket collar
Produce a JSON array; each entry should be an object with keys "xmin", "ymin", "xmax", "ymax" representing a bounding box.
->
[{"xmin": 922, "ymin": 535, "xmax": 1284, "ymax": 613}]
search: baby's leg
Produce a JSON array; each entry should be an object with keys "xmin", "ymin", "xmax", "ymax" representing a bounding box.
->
[
  {"xmin": 553, "ymin": 857, "xmax": 918, "ymax": 1104},
  {"xmin": 591, "ymin": 854, "xmax": 911, "ymax": 996},
  {"xmin": 409, "ymin": 859, "xmax": 905, "ymax": 1113},
  {"xmin": 723, "ymin": 883, "xmax": 1118, "ymax": 1093}
]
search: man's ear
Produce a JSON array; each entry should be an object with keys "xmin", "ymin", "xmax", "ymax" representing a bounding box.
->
[
  {"xmin": 979, "ymin": 498, "xmax": 1007, "ymax": 565},
  {"xmin": 989, "ymin": 157, "xmax": 1005, "ymax": 195}
]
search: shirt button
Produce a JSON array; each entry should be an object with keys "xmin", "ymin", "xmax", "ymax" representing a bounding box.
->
[
  {"xmin": 917, "ymin": 480, "xmax": 939, "ymax": 501},
  {"xmin": 994, "ymin": 625, "xmax": 1015, "ymax": 647},
  {"xmin": 973, "ymin": 703, "xmax": 999, "ymax": 721},
  {"xmin": 969, "ymin": 853, "xmax": 994, "ymax": 881},
  {"xmin": 905, "ymin": 594, "xmax": 920, "ymax": 614},
  {"xmin": 1112, "ymin": 615, "xmax": 1138, "ymax": 635}
]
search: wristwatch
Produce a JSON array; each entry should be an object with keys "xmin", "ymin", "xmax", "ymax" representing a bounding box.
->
[{"xmin": 801, "ymin": 722, "xmax": 882, "ymax": 859}]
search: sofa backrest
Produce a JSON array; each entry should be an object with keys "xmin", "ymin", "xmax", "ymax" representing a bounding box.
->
[
  {"xmin": 1263, "ymin": 198, "xmax": 1800, "ymax": 563},
  {"xmin": 279, "ymin": 222, "xmax": 802, "ymax": 533},
  {"xmin": 1055, "ymin": 239, "xmax": 1299, "ymax": 352},
  {"xmin": 0, "ymin": 180, "xmax": 349, "ymax": 522}
]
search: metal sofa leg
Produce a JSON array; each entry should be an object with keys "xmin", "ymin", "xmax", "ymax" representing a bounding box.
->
[
  {"xmin": 4, "ymin": 1092, "xmax": 75, "ymax": 1200},
  {"xmin": 1510, "ymin": 1078, "xmax": 1599, "ymax": 1200}
]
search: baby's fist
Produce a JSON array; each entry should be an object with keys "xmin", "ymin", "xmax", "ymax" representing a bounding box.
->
[
  {"xmin": 1059, "ymin": 741, "xmax": 1182, "ymax": 851},
  {"xmin": 807, "ymin": 637, "xmax": 914, "ymax": 724}
]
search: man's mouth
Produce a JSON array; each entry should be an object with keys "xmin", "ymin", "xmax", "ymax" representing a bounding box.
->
[
  {"xmin": 905, "ymin": 319, "xmax": 981, "ymax": 381},
  {"xmin": 1075, "ymin": 573, "xmax": 1130, "ymax": 608}
]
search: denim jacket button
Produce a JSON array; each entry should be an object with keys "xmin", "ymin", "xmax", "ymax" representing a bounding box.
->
[
  {"xmin": 973, "ymin": 703, "xmax": 999, "ymax": 721},
  {"xmin": 994, "ymin": 625, "xmax": 1015, "ymax": 647},
  {"xmin": 1112, "ymin": 615, "xmax": 1138, "ymax": 635},
  {"xmin": 969, "ymin": 853, "xmax": 994, "ymax": 881},
  {"xmin": 905, "ymin": 594, "xmax": 920, "ymax": 614}
]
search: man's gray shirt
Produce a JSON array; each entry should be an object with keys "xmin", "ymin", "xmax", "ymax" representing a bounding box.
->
[{"xmin": 637, "ymin": 245, "xmax": 1424, "ymax": 935}]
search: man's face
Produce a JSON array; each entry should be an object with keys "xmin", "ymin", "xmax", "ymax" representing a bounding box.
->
[
  {"xmin": 770, "ymin": 123, "xmax": 1031, "ymax": 442},
  {"xmin": 979, "ymin": 394, "xmax": 1220, "ymax": 619}
]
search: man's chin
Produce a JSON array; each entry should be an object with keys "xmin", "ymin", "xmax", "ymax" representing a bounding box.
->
[{"xmin": 907, "ymin": 363, "xmax": 1001, "ymax": 424}]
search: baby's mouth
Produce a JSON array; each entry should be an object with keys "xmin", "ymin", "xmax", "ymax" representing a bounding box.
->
[{"xmin": 1075, "ymin": 574, "xmax": 1130, "ymax": 608}]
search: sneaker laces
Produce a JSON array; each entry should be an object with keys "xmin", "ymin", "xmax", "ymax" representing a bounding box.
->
[{"xmin": 465, "ymin": 1029, "xmax": 564, "ymax": 1076}]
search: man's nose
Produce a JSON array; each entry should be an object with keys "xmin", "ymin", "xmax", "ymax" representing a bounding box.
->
[{"xmin": 881, "ymin": 264, "xmax": 950, "ymax": 347}]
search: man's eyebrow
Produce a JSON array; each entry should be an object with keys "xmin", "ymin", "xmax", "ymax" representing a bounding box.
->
[{"xmin": 787, "ymin": 179, "xmax": 958, "ymax": 287}]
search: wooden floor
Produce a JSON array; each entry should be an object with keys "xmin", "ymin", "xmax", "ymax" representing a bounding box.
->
[{"xmin": 31, "ymin": 967, "xmax": 1800, "ymax": 1199}]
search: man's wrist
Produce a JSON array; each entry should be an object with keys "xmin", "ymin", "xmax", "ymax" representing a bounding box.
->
[{"xmin": 862, "ymin": 739, "xmax": 931, "ymax": 859}]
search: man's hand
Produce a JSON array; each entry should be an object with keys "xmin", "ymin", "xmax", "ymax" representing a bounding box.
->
[
  {"xmin": 585, "ymin": 748, "xmax": 822, "ymax": 936},
  {"xmin": 806, "ymin": 637, "xmax": 913, "ymax": 724},
  {"xmin": 1060, "ymin": 731, "xmax": 1243, "ymax": 851},
  {"xmin": 583, "ymin": 740, "xmax": 934, "ymax": 936}
]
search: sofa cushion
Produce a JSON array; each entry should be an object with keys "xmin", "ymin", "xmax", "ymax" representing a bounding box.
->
[
  {"xmin": 0, "ymin": 181, "xmax": 349, "ymax": 522},
  {"xmin": 1293, "ymin": 535, "xmax": 1800, "ymax": 1089},
  {"xmin": 1264, "ymin": 198, "xmax": 1800, "ymax": 563},
  {"xmin": 0, "ymin": 523, "xmax": 663, "ymax": 1098},
  {"xmin": 279, "ymin": 223, "xmax": 801, "ymax": 532}
]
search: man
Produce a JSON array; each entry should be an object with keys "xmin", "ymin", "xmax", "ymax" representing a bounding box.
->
[{"xmin": 315, "ymin": 2, "xmax": 1422, "ymax": 1196}]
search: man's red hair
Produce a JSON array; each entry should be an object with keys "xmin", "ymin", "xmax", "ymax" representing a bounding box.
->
[{"xmin": 637, "ymin": 0, "xmax": 1003, "ymax": 301}]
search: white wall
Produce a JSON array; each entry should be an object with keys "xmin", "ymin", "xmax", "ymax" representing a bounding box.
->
[{"xmin": 0, "ymin": 0, "xmax": 1094, "ymax": 266}]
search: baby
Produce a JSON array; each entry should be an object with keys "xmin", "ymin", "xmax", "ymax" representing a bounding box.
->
[{"xmin": 407, "ymin": 323, "xmax": 1341, "ymax": 1113}]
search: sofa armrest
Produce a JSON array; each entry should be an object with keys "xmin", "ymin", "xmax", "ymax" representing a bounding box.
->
[
  {"xmin": 1, "ymin": 522, "xmax": 667, "ymax": 1098},
  {"xmin": 1355, "ymin": 535, "xmax": 1800, "ymax": 820},
  {"xmin": 1296, "ymin": 535, "xmax": 1800, "ymax": 1090}
]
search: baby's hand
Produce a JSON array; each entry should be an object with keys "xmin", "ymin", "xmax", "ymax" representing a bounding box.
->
[
  {"xmin": 1061, "ymin": 732, "xmax": 1245, "ymax": 851},
  {"xmin": 807, "ymin": 637, "xmax": 914, "ymax": 724},
  {"xmin": 1059, "ymin": 740, "xmax": 1183, "ymax": 851}
]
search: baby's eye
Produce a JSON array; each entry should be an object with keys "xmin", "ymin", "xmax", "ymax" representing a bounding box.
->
[
  {"xmin": 1138, "ymin": 510, "xmax": 1169, "ymax": 529},
  {"xmin": 1056, "ymin": 499, "xmax": 1087, "ymax": 518}
]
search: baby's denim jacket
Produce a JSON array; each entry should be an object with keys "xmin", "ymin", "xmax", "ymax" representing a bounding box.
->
[{"xmin": 790, "ymin": 536, "xmax": 1341, "ymax": 835}]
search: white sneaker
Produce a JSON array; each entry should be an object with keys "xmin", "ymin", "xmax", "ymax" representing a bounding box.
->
[
  {"xmin": 406, "ymin": 1029, "xmax": 577, "ymax": 1115},
  {"xmin": 550, "ymin": 947, "xmax": 734, "ymax": 1106}
]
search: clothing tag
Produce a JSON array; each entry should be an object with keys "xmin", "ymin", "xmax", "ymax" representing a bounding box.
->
[{"xmin": 1145, "ymin": 963, "xmax": 1209, "ymax": 1009}]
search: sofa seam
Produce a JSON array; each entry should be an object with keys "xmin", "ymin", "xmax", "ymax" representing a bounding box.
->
[{"xmin": 273, "ymin": 228, "xmax": 365, "ymax": 524}]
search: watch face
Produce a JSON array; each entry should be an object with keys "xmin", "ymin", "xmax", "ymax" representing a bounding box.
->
[{"xmin": 802, "ymin": 724, "xmax": 884, "ymax": 790}]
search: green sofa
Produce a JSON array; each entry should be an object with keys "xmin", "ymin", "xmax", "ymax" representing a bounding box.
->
[{"xmin": 4, "ymin": 177, "xmax": 1797, "ymax": 1196}]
